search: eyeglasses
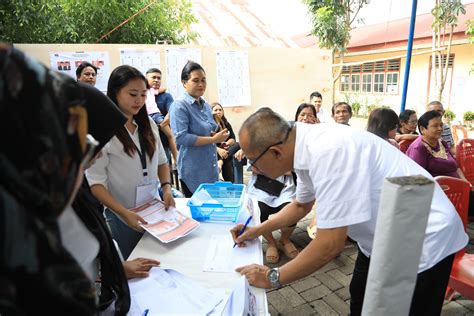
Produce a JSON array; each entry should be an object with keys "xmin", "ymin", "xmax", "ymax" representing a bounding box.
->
[
  {"xmin": 248, "ymin": 126, "xmax": 292, "ymax": 169},
  {"xmin": 408, "ymin": 120, "xmax": 418, "ymax": 124}
]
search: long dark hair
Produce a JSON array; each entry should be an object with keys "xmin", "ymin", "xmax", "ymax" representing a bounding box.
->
[
  {"xmin": 107, "ymin": 65, "xmax": 156, "ymax": 158},
  {"xmin": 367, "ymin": 108, "xmax": 400, "ymax": 139},
  {"xmin": 295, "ymin": 103, "xmax": 317, "ymax": 121},
  {"xmin": 211, "ymin": 102, "xmax": 229, "ymax": 127}
]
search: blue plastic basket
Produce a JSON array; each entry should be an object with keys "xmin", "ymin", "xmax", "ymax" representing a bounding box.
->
[{"xmin": 187, "ymin": 182, "xmax": 246, "ymax": 223}]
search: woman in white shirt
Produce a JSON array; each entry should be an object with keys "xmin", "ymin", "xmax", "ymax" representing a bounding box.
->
[{"xmin": 87, "ymin": 65, "xmax": 175, "ymax": 259}]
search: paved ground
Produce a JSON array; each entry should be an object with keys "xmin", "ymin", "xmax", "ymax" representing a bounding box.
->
[{"xmin": 261, "ymin": 213, "xmax": 474, "ymax": 316}]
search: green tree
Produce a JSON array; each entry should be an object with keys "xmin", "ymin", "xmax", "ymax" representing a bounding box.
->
[
  {"xmin": 0, "ymin": 0, "xmax": 198, "ymax": 44},
  {"xmin": 430, "ymin": 0, "xmax": 466, "ymax": 101},
  {"xmin": 303, "ymin": 0, "xmax": 368, "ymax": 88}
]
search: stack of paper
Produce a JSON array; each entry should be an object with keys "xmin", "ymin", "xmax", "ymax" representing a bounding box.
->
[{"xmin": 129, "ymin": 268, "xmax": 224, "ymax": 315}]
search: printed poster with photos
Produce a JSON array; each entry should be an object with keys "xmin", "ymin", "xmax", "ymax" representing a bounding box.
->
[{"xmin": 49, "ymin": 51, "xmax": 110, "ymax": 92}]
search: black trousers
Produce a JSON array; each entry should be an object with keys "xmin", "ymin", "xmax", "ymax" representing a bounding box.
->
[
  {"xmin": 349, "ymin": 247, "xmax": 455, "ymax": 316},
  {"xmin": 179, "ymin": 179, "xmax": 193, "ymax": 198}
]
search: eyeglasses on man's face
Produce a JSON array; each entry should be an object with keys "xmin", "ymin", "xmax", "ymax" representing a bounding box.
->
[{"xmin": 247, "ymin": 126, "xmax": 292, "ymax": 170}]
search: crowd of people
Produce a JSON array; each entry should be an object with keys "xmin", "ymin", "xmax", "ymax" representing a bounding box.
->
[{"xmin": 1, "ymin": 45, "xmax": 471, "ymax": 315}]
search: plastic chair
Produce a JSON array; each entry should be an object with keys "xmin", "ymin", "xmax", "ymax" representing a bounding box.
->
[
  {"xmin": 435, "ymin": 176, "xmax": 473, "ymax": 300},
  {"xmin": 398, "ymin": 138, "xmax": 415, "ymax": 153},
  {"xmin": 456, "ymin": 139, "xmax": 474, "ymax": 187},
  {"xmin": 452, "ymin": 125, "xmax": 468, "ymax": 146}
]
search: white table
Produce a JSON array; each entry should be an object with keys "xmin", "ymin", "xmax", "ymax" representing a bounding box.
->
[{"xmin": 128, "ymin": 198, "xmax": 268, "ymax": 315}]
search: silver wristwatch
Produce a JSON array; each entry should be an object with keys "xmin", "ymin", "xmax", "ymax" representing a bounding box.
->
[{"xmin": 267, "ymin": 268, "xmax": 282, "ymax": 288}]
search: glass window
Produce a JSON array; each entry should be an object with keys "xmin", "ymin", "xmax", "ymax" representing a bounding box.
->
[
  {"xmin": 340, "ymin": 75, "xmax": 350, "ymax": 92},
  {"xmin": 386, "ymin": 72, "xmax": 399, "ymax": 94},
  {"xmin": 374, "ymin": 73, "xmax": 384, "ymax": 93},
  {"xmin": 362, "ymin": 74, "xmax": 372, "ymax": 92},
  {"xmin": 351, "ymin": 74, "xmax": 360, "ymax": 92}
]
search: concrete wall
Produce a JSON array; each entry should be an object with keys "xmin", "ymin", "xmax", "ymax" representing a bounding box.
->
[{"xmin": 15, "ymin": 43, "xmax": 333, "ymax": 135}]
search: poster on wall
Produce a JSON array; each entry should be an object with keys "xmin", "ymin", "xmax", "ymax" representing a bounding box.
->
[
  {"xmin": 120, "ymin": 49, "xmax": 161, "ymax": 76},
  {"xmin": 49, "ymin": 51, "xmax": 110, "ymax": 92},
  {"xmin": 216, "ymin": 50, "xmax": 251, "ymax": 107},
  {"xmin": 165, "ymin": 48, "xmax": 202, "ymax": 99}
]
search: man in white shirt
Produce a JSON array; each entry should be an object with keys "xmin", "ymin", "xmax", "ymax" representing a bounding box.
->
[
  {"xmin": 309, "ymin": 91, "xmax": 328, "ymax": 123},
  {"xmin": 231, "ymin": 108, "xmax": 467, "ymax": 315}
]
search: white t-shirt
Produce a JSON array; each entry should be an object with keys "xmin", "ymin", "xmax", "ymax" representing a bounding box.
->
[
  {"xmin": 247, "ymin": 174, "xmax": 296, "ymax": 208},
  {"xmin": 86, "ymin": 118, "xmax": 167, "ymax": 209},
  {"xmin": 293, "ymin": 122, "xmax": 467, "ymax": 272},
  {"xmin": 317, "ymin": 107, "xmax": 329, "ymax": 123}
]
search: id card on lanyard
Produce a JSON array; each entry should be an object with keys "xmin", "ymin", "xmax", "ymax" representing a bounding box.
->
[{"xmin": 132, "ymin": 131, "xmax": 159, "ymax": 206}]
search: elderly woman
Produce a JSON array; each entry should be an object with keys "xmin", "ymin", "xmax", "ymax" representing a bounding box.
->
[
  {"xmin": 406, "ymin": 110, "xmax": 466, "ymax": 179},
  {"xmin": 395, "ymin": 109, "xmax": 418, "ymax": 142}
]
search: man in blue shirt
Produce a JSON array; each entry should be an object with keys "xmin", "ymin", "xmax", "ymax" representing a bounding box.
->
[{"xmin": 146, "ymin": 68, "xmax": 176, "ymax": 163}]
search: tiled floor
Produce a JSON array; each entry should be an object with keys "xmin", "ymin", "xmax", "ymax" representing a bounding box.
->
[{"xmin": 262, "ymin": 213, "xmax": 474, "ymax": 315}]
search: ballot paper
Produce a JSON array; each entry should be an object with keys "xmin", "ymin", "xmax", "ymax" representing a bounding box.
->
[
  {"xmin": 203, "ymin": 234, "xmax": 261, "ymax": 273},
  {"xmin": 189, "ymin": 188, "xmax": 220, "ymax": 206},
  {"xmin": 131, "ymin": 199, "xmax": 200, "ymax": 243},
  {"xmin": 128, "ymin": 268, "xmax": 224, "ymax": 316}
]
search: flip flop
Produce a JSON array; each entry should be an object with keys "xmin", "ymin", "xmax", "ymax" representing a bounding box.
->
[
  {"xmin": 278, "ymin": 241, "xmax": 299, "ymax": 259},
  {"xmin": 265, "ymin": 245, "xmax": 280, "ymax": 264}
]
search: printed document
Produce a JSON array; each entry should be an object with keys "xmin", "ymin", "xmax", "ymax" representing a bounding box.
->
[{"xmin": 131, "ymin": 199, "xmax": 200, "ymax": 243}]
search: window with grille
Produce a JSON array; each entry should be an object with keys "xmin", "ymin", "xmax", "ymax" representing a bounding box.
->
[
  {"xmin": 374, "ymin": 73, "xmax": 385, "ymax": 93},
  {"xmin": 340, "ymin": 75, "xmax": 350, "ymax": 92},
  {"xmin": 351, "ymin": 74, "xmax": 361, "ymax": 92},
  {"xmin": 362, "ymin": 74, "xmax": 372, "ymax": 92},
  {"xmin": 338, "ymin": 58, "xmax": 400, "ymax": 95}
]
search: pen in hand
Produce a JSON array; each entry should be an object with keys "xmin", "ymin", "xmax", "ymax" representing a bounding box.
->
[{"xmin": 233, "ymin": 215, "xmax": 253, "ymax": 248}]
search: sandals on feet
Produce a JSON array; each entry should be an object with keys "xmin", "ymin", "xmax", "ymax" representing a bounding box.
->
[
  {"xmin": 278, "ymin": 241, "xmax": 299, "ymax": 259},
  {"xmin": 265, "ymin": 245, "xmax": 280, "ymax": 264}
]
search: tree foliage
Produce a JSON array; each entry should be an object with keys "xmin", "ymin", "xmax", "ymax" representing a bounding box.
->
[
  {"xmin": 430, "ymin": 0, "xmax": 466, "ymax": 101},
  {"xmin": 303, "ymin": 0, "xmax": 368, "ymax": 88},
  {"xmin": 0, "ymin": 0, "xmax": 198, "ymax": 44}
]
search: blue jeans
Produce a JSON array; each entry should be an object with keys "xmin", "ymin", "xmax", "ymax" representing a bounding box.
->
[{"xmin": 104, "ymin": 208, "xmax": 143, "ymax": 260}]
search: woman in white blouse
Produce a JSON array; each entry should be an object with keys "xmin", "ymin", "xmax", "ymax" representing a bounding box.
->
[{"xmin": 87, "ymin": 65, "xmax": 175, "ymax": 259}]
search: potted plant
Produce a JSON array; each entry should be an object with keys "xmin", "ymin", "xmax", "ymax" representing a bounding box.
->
[
  {"xmin": 444, "ymin": 108, "xmax": 456, "ymax": 125},
  {"xmin": 463, "ymin": 111, "xmax": 474, "ymax": 128}
]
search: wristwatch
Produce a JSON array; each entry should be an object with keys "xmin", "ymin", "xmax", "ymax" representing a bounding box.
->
[{"xmin": 266, "ymin": 268, "xmax": 282, "ymax": 289}]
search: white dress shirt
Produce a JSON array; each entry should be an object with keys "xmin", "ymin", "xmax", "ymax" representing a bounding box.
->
[
  {"xmin": 86, "ymin": 117, "xmax": 167, "ymax": 209},
  {"xmin": 293, "ymin": 122, "xmax": 467, "ymax": 273}
]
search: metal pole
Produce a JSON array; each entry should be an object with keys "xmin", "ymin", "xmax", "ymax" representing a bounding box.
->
[{"xmin": 400, "ymin": 0, "xmax": 418, "ymax": 112}]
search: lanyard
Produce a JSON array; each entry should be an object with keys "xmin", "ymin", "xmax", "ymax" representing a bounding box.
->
[{"xmin": 128, "ymin": 131, "xmax": 148, "ymax": 177}]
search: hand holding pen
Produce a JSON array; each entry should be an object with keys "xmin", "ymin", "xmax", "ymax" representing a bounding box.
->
[{"xmin": 231, "ymin": 215, "xmax": 258, "ymax": 248}]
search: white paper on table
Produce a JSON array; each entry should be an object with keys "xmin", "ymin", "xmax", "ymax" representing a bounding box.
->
[
  {"xmin": 128, "ymin": 268, "xmax": 224, "ymax": 316},
  {"xmin": 203, "ymin": 234, "xmax": 260, "ymax": 273},
  {"xmin": 362, "ymin": 176, "xmax": 434, "ymax": 316}
]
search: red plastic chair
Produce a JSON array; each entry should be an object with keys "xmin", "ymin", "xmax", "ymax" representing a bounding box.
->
[
  {"xmin": 398, "ymin": 138, "xmax": 415, "ymax": 154},
  {"xmin": 435, "ymin": 176, "xmax": 473, "ymax": 300},
  {"xmin": 456, "ymin": 139, "xmax": 474, "ymax": 187}
]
